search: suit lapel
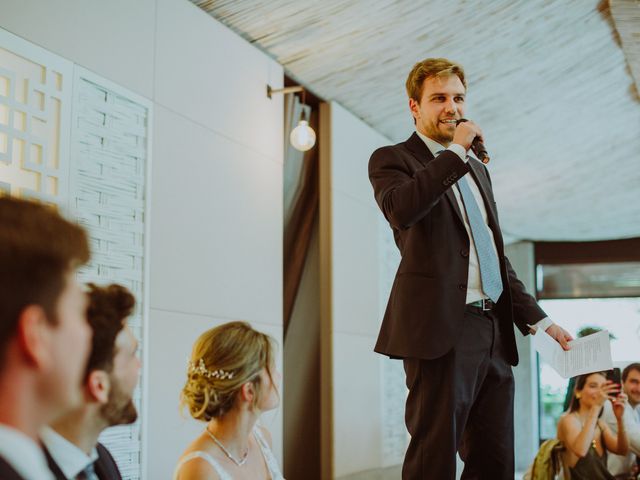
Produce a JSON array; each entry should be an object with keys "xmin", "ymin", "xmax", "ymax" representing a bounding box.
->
[
  {"xmin": 403, "ymin": 133, "xmax": 465, "ymax": 226},
  {"xmin": 95, "ymin": 443, "xmax": 122, "ymax": 480},
  {"xmin": 404, "ymin": 132, "xmax": 432, "ymax": 164},
  {"xmin": 42, "ymin": 447, "xmax": 66, "ymax": 480},
  {"xmin": 0, "ymin": 456, "xmax": 26, "ymax": 480}
]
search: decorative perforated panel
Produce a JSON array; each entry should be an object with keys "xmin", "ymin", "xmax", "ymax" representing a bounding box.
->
[
  {"xmin": 0, "ymin": 28, "xmax": 72, "ymax": 207},
  {"xmin": 70, "ymin": 69, "xmax": 150, "ymax": 480}
]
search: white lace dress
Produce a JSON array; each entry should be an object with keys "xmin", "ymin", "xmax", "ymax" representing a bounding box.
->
[{"xmin": 173, "ymin": 427, "xmax": 284, "ymax": 480}]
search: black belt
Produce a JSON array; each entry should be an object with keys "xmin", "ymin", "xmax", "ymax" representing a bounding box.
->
[{"xmin": 466, "ymin": 298, "xmax": 494, "ymax": 312}]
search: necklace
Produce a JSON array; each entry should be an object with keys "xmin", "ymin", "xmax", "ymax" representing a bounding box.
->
[
  {"xmin": 205, "ymin": 428, "xmax": 249, "ymax": 466},
  {"xmin": 573, "ymin": 413, "xmax": 598, "ymax": 449}
]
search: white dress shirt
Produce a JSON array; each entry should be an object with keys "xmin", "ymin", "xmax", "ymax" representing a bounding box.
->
[
  {"xmin": 40, "ymin": 426, "xmax": 99, "ymax": 480},
  {"xmin": 415, "ymin": 131, "xmax": 554, "ymax": 331},
  {"xmin": 602, "ymin": 400, "xmax": 640, "ymax": 476},
  {"xmin": 0, "ymin": 424, "xmax": 54, "ymax": 480}
]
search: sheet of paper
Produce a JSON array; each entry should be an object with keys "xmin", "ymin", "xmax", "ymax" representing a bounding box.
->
[{"xmin": 531, "ymin": 328, "xmax": 613, "ymax": 378}]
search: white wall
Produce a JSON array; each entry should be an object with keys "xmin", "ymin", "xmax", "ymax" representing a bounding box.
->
[
  {"xmin": 505, "ymin": 241, "xmax": 539, "ymax": 472},
  {"xmin": 0, "ymin": 1, "xmax": 284, "ymax": 478},
  {"xmin": 324, "ymin": 102, "xmax": 393, "ymax": 477}
]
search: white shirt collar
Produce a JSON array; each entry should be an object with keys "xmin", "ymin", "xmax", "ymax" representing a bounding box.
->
[
  {"xmin": 414, "ymin": 130, "xmax": 447, "ymax": 157},
  {"xmin": 40, "ymin": 426, "xmax": 98, "ymax": 479},
  {"xmin": 0, "ymin": 424, "xmax": 54, "ymax": 480}
]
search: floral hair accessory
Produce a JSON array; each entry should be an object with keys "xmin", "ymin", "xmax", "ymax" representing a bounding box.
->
[{"xmin": 187, "ymin": 358, "xmax": 234, "ymax": 380}]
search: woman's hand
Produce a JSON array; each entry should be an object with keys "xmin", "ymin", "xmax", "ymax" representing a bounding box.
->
[
  {"xmin": 590, "ymin": 381, "xmax": 616, "ymax": 408},
  {"xmin": 612, "ymin": 392, "xmax": 628, "ymax": 421},
  {"xmin": 598, "ymin": 380, "xmax": 621, "ymax": 408}
]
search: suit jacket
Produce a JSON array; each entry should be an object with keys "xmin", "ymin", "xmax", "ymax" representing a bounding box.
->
[
  {"xmin": 0, "ymin": 456, "xmax": 25, "ymax": 480},
  {"xmin": 44, "ymin": 442, "xmax": 122, "ymax": 480},
  {"xmin": 369, "ymin": 132, "xmax": 546, "ymax": 365}
]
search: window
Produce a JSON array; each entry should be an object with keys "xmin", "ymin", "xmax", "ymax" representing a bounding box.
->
[
  {"xmin": 534, "ymin": 240, "xmax": 640, "ymax": 442},
  {"xmin": 537, "ymin": 297, "xmax": 640, "ymax": 440}
]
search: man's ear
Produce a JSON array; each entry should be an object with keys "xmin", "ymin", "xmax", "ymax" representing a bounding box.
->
[
  {"xmin": 16, "ymin": 305, "xmax": 51, "ymax": 369},
  {"xmin": 86, "ymin": 370, "xmax": 110, "ymax": 404},
  {"xmin": 409, "ymin": 98, "xmax": 420, "ymax": 121}
]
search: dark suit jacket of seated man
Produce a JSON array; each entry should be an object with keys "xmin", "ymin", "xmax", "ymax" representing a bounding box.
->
[{"xmin": 368, "ymin": 57, "xmax": 572, "ymax": 480}]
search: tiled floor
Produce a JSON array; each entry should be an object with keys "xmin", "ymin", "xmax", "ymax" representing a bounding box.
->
[
  {"xmin": 336, "ymin": 465, "xmax": 401, "ymax": 480},
  {"xmin": 335, "ymin": 465, "xmax": 527, "ymax": 479}
]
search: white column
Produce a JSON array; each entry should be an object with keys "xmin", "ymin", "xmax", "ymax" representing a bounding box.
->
[{"xmin": 505, "ymin": 241, "xmax": 540, "ymax": 471}]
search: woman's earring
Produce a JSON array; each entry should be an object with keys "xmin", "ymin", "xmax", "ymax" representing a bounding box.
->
[{"xmin": 576, "ymin": 393, "xmax": 582, "ymax": 399}]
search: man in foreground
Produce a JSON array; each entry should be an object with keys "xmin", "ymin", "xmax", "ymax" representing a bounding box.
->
[{"xmin": 0, "ymin": 197, "xmax": 92, "ymax": 479}]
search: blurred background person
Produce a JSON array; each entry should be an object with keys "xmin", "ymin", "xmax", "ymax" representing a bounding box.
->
[
  {"xmin": 557, "ymin": 371, "xmax": 629, "ymax": 480},
  {"xmin": 602, "ymin": 363, "xmax": 640, "ymax": 480},
  {"xmin": 0, "ymin": 197, "xmax": 91, "ymax": 480},
  {"xmin": 174, "ymin": 321, "xmax": 283, "ymax": 480},
  {"xmin": 42, "ymin": 283, "xmax": 140, "ymax": 480}
]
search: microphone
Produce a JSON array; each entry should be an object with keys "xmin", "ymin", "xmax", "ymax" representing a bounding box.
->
[{"xmin": 456, "ymin": 118, "xmax": 490, "ymax": 164}]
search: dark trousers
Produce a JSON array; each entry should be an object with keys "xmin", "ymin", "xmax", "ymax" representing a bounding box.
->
[{"xmin": 402, "ymin": 308, "xmax": 515, "ymax": 480}]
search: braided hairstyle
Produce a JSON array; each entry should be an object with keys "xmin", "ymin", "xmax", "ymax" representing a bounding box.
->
[{"xmin": 181, "ymin": 321, "xmax": 276, "ymax": 421}]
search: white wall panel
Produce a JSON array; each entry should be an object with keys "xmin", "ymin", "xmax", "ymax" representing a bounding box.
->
[
  {"xmin": 325, "ymin": 101, "xmax": 396, "ymax": 476},
  {"xmin": 333, "ymin": 332, "xmax": 383, "ymax": 476},
  {"xmin": 149, "ymin": 105, "xmax": 282, "ymax": 326},
  {"xmin": 0, "ymin": 0, "xmax": 155, "ymax": 99},
  {"xmin": 154, "ymin": 0, "xmax": 283, "ymax": 162},
  {"xmin": 332, "ymin": 190, "xmax": 380, "ymax": 337},
  {"xmin": 330, "ymin": 102, "xmax": 388, "ymax": 205}
]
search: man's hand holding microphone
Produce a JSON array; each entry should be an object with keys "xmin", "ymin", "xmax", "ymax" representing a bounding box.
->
[{"xmin": 452, "ymin": 118, "xmax": 490, "ymax": 164}]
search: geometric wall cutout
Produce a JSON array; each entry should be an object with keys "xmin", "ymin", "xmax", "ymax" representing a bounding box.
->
[{"xmin": 0, "ymin": 28, "xmax": 72, "ymax": 207}]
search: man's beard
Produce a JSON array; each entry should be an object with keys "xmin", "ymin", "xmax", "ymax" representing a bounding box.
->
[
  {"xmin": 101, "ymin": 377, "xmax": 138, "ymax": 426},
  {"xmin": 426, "ymin": 122, "xmax": 454, "ymax": 146}
]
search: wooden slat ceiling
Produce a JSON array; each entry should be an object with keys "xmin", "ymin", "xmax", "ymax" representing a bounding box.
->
[{"xmin": 192, "ymin": 0, "xmax": 640, "ymax": 243}]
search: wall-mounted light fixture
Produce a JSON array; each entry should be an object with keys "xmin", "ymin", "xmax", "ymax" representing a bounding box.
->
[{"xmin": 267, "ymin": 85, "xmax": 316, "ymax": 152}]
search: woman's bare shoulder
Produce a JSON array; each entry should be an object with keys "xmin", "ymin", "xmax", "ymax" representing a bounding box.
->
[
  {"xmin": 175, "ymin": 454, "xmax": 220, "ymax": 480},
  {"xmin": 176, "ymin": 434, "xmax": 221, "ymax": 480},
  {"xmin": 557, "ymin": 412, "xmax": 580, "ymax": 436}
]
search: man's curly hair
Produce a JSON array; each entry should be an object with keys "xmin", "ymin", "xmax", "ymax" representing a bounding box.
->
[{"xmin": 84, "ymin": 283, "xmax": 135, "ymax": 377}]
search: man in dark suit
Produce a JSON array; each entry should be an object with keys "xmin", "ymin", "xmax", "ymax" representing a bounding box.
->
[
  {"xmin": 368, "ymin": 58, "xmax": 573, "ymax": 479},
  {"xmin": 0, "ymin": 197, "xmax": 92, "ymax": 480},
  {"xmin": 41, "ymin": 283, "xmax": 140, "ymax": 480}
]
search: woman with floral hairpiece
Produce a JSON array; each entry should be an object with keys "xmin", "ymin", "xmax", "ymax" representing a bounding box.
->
[
  {"xmin": 557, "ymin": 371, "xmax": 629, "ymax": 480},
  {"xmin": 173, "ymin": 321, "xmax": 283, "ymax": 480}
]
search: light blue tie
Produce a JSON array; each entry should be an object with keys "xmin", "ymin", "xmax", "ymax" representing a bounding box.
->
[
  {"xmin": 456, "ymin": 175, "xmax": 503, "ymax": 302},
  {"xmin": 76, "ymin": 462, "xmax": 98, "ymax": 480}
]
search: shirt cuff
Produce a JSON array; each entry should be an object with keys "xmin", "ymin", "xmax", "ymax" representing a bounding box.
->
[
  {"xmin": 534, "ymin": 317, "xmax": 554, "ymax": 332},
  {"xmin": 447, "ymin": 143, "xmax": 468, "ymax": 162}
]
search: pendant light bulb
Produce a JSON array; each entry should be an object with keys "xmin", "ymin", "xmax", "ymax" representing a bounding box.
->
[{"xmin": 290, "ymin": 119, "xmax": 316, "ymax": 152}]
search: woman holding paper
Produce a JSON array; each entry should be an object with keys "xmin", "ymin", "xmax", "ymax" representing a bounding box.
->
[{"xmin": 557, "ymin": 372, "xmax": 629, "ymax": 479}]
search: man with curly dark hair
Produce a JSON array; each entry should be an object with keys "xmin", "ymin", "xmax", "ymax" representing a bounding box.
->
[{"xmin": 41, "ymin": 283, "xmax": 141, "ymax": 480}]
